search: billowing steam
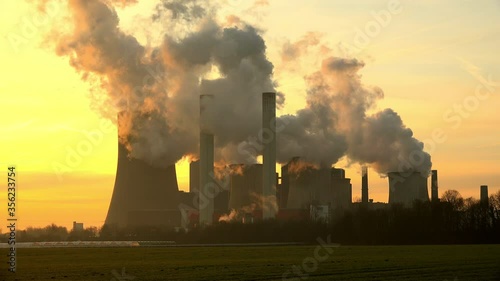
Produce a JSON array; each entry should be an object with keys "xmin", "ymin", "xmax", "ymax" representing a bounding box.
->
[
  {"xmin": 219, "ymin": 192, "xmax": 277, "ymax": 223},
  {"xmin": 277, "ymin": 57, "xmax": 431, "ymax": 175},
  {"xmin": 35, "ymin": 0, "xmax": 431, "ymax": 175}
]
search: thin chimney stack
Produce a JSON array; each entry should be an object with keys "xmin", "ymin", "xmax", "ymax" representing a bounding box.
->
[
  {"xmin": 361, "ymin": 166, "xmax": 369, "ymax": 204},
  {"xmin": 431, "ymin": 170, "xmax": 439, "ymax": 202},
  {"xmin": 262, "ymin": 92, "xmax": 277, "ymax": 219},
  {"xmin": 199, "ymin": 95, "xmax": 215, "ymax": 225},
  {"xmin": 480, "ymin": 185, "xmax": 489, "ymax": 205}
]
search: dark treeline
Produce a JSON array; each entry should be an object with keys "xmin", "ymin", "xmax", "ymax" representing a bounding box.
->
[
  {"xmin": 0, "ymin": 224, "xmax": 101, "ymax": 242},
  {"xmin": 3, "ymin": 190, "xmax": 500, "ymax": 244},
  {"xmin": 335, "ymin": 190, "xmax": 500, "ymax": 245}
]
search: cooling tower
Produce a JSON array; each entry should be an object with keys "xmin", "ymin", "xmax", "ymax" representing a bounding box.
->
[
  {"xmin": 431, "ymin": 170, "xmax": 439, "ymax": 202},
  {"xmin": 228, "ymin": 164, "xmax": 263, "ymax": 210},
  {"xmin": 262, "ymin": 92, "xmax": 277, "ymax": 219},
  {"xmin": 361, "ymin": 166, "xmax": 369, "ymax": 204},
  {"xmin": 199, "ymin": 95, "xmax": 215, "ymax": 225},
  {"xmin": 105, "ymin": 112, "xmax": 180, "ymax": 229},
  {"xmin": 480, "ymin": 185, "xmax": 489, "ymax": 205},
  {"xmin": 388, "ymin": 172, "xmax": 429, "ymax": 205}
]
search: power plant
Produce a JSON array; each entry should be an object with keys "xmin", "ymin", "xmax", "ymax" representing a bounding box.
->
[
  {"xmin": 50, "ymin": 0, "xmax": 452, "ymax": 230},
  {"xmin": 105, "ymin": 93, "xmax": 442, "ymax": 230}
]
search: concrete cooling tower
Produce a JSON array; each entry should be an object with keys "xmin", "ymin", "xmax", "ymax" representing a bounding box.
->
[
  {"xmin": 388, "ymin": 171, "xmax": 429, "ymax": 205},
  {"xmin": 105, "ymin": 112, "xmax": 180, "ymax": 229}
]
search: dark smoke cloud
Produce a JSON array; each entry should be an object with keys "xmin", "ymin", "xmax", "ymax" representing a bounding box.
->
[
  {"xmin": 325, "ymin": 57, "xmax": 365, "ymax": 72},
  {"xmin": 35, "ymin": 0, "xmax": 431, "ymax": 175}
]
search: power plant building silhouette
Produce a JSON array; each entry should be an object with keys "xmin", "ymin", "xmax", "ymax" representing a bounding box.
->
[
  {"xmin": 228, "ymin": 164, "xmax": 264, "ymax": 211},
  {"xmin": 388, "ymin": 171, "xmax": 429, "ymax": 205},
  {"xmin": 282, "ymin": 158, "xmax": 352, "ymax": 211},
  {"xmin": 105, "ymin": 93, "xmax": 439, "ymax": 229}
]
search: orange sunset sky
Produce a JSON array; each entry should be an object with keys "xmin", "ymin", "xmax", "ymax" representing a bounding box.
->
[{"xmin": 1, "ymin": 0, "xmax": 499, "ymax": 230}]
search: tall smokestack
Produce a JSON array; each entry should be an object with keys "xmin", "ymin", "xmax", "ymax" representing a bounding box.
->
[
  {"xmin": 199, "ymin": 95, "xmax": 215, "ymax": 225},
  {"xmin": 263, "ymin": 92, "xmax": 277, "ymax": 219},
  {"xmin": 480, "ymin": 185, "xmax": 489, "ymax": 205},
  {"xmin": 361, "ymin": 166, "xmax": 368, "ymax": 204},
  {"xmin": 431, "ymin": 170, "xmax": 439, "ymax": 202}
]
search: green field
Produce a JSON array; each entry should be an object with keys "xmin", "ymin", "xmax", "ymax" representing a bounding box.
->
[{"xmin": 2, "ymin": 245, "xmax": 500, "ymax": 280}]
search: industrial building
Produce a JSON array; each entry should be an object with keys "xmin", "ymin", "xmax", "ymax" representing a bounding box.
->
[
  {"xmin": 72, "ymin": 221, "xmax": 84, "ymax": 232},
  {"xmin": 105, "ymin": 92, "xmax": 441, "ymax": 230},
  {"xmin": 331, "ymin": 168, "xmax": 353, "ymax": 210},
  {"xmin": 228, "ymin": 164, "xmax": 264, "ymax": 211},
  {"xmin": 388, "ymin": 171, "xmax": 429, "ymax": 205},
  {"xmin": 279, "ymin": 157, "xmax": 352, "ymax": 216}
]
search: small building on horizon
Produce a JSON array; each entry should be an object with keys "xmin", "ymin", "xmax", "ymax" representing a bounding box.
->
[{"xmin": 72, "ymin": 221, "xmax": 84, "ymax": 232}]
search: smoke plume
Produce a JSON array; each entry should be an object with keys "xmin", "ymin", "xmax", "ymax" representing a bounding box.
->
[
  {"xmin": 277, "ymin": 57, "xmax": 431, "ymax": 175},
  {"xmin": 36, "ymin": 0, "xmax": 431, "ymax": 175}
]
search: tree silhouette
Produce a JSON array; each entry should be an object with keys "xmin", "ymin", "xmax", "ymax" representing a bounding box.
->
[{"xmin": 441, "ymin": 190, "xmax": 464, "ymax": 211}]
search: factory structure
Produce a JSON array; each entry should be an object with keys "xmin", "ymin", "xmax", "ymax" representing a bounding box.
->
[
  {"xmin": 388, "ymin": 172, "xmax": 429, "ymax": 205},
  {"xmin": 104, "ymin": 93, "xmax": 461, "ymax": 230}
]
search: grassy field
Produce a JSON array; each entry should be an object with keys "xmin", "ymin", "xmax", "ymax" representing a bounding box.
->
[{"xmin": 1, "ymin": 244, "xmax": 500, "ymax": 280}]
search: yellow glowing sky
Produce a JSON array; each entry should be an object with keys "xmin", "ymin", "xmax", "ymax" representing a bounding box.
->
[{"xmin": 1, "ymin": 0, "xmax": 499, "ymax": 230}]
